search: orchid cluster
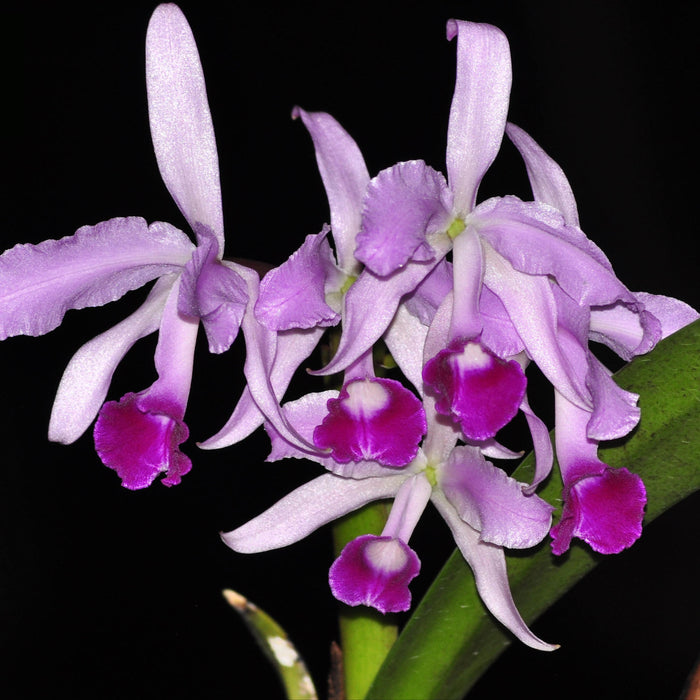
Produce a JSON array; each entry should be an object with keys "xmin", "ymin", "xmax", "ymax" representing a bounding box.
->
[{"xmin": 1, "ymin": 4, "xmax": 697, "ymax": 653}]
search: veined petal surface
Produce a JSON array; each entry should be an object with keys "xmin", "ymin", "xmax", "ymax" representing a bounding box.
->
[
  {"xmin": 446, "ymin": 20, "xmax": 511, "ymax": 213},
  {"xmin": 440, "ymin": 446, "xmax": 553, "ymax": 549},
  {"xmin": 355, "ymin": 160, "xmax": 452, "ymax": 276},
  {"xmin": 221, "ymin": 473, "xmax": 406, "ymax": 553},
  {"xmin": 476, "ymin": 197, "xmax": 630, "ymax": 308},
  {"xmin": 146, "ymin": 4, "xmax": 224, "ymax": 252},
  {"xmin": 0, "ymin": 217, "xmax": 192, "ymax": 340},
  {"xmin": 255, "ymin": 229, "xmax": 341, "ymax": 331},
  {"xmin": 292, "ymin": 108, "xmax": 369, "ymax": 274}
]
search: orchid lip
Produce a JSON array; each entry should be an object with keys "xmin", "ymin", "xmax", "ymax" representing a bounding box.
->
[
  {"xmin": 329, "ymin": 534, "xmax": 421, "ymax": 614},
  {"xmin": 313, "ymin": 377, "xmax": 427, "ymax": 467},
  {"xmin": 94, "ymin": 392, "xmax": 191, "ymax": 490},
  {"xmin": 423, "ymin": 338, "xmax": 526, "ymax": 441}
]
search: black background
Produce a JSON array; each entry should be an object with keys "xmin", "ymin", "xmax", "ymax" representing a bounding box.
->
[{"xmin": 4, "ymin": 1, "xmax": 699, "ymax": 698}]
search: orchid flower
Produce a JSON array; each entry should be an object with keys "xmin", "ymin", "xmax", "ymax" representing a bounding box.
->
[
  {"xmin": 200, "ymin": 107, "xmax": 372, "ymax": 450},
  {"xmin": 505, "ymin": 121, "xmax": 699, "ymax": 551},
  {"xmin": 313, "ymin": 19, "xmax": 654, "ymax": 462},
  {"xmin": 0, "ymin": 4, "xmax": 253, "ymax": 489},
  {"xmin": 222, "ymin": 301, "xmax": 556, "ymax": 652}
]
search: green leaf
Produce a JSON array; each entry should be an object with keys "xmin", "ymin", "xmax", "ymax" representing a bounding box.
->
[
  {"xmin": 223, "ymin": 589, "xmax": 318, "ymax": 700},
  {"xmin": 366, "ymin": 319, "xmax": 700, "ymax": 700}
]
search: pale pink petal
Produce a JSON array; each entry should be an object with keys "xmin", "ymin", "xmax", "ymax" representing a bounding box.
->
[
  {"xmin": 445, "ymin": 20, "xmax": 511, "ymax": 213},
  {"xmin": 49, "ymin": 275, "xmax": 176, "ymax": 444},
  {"xmin": 432, "ymin": 491, "xmax": 557, "ymax": 651},
  {"xmin": 221, "ymin": 473, "xmax": 406, "ymax": 553},
  {"xmin": 146, "ymin": 4, "xmax": 224, "ymax": 252},
  {"xmin": 0, "ymin": 217, "xmax": 192, "ymax": 340},
  {"xmin": 440, "ymin": 446, "xmax": 553, "ymax": 549},
  {"xmin": 292, "ymin": 107, "xmax": 369, "ymax": 274}
]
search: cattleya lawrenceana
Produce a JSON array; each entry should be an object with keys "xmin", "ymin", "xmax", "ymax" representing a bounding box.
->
[
  {"xmin": 1, "ymin": 3, "xmax": 697, "ymax": 651},
  {"xmin": 220, "ymin": 15, "xmax": 698, "ymax": 650}
]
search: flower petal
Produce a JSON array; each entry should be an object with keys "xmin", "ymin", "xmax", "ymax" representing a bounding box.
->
[
  {"xmin": 550, "ymin": 463, "xmax": 647, "ymax": 556},
  {"xmin": 432, "ymin": 490, "xmax": 557, "ymax": 651},
  {"xmin": 449, "ymin": 227, "xmax": 484, "ymax": 339},
  {"xmin": 221, "ymin": 473, "xmax": 406, "ymax": 553},
  {"xmin": 519, "ymin": 394, "xmax": 554, "ymax": 493},
  {"xmin": 94, "ymin": 278, "xmax": 198, "ymax": 490},
  {"xmin": 476, "ymin": 196, "xmax": 628, "ymax": 308},
  {"xmin": 403, "ymin": 257, "xmax": 453, "ymax": 327},
  {"xmin": 505, "ymin": 122, "xmax": 580, "ymax": 227},
  {"xmin": 355, "ymin": 160, "xmax": 452, "ymax": 276},
  {"xmin": 552, "ymin": 390, "xmax": 647, "ymax": 554},
  {"xmin": 255, "ymin": 228, "xmax": 341, "ymax": 331},
  {"xmin": 48, "ymin": 275, "xmax": 176, "ymax": 444},
  {"xmin": 482, "ymin": 243, "xmax": 592, "ymax": 410},
  {"xmin": 589, "ymin": 300, "xmax": 659, "ymax": 361},
  {"xmin": 329, "ymin": 535, "xmax": 421, "ymax": 613},
  {"xmin": 634, "ymin": 292, "xmax": 699, "ymax": 340},
  {"xmin": 265, "ymin": 390, "xmax": 413, "ymax": 479},
  {"xmin": 178, "ymin": 239, "xmax": 248, "ymax": 353},
  {"xmin": 423, "ymin": 338, "xmax": 526, "ymax": 441},
  {"xmin": 292, "ymin": 107, "xmax": 369, "ymax": 274},
  {"xmin": 149, "ymin": 277, "xmax": 200, "ymax": 410},
  {"xmin": 0, "ymin": 217, "xmax": 192, "ymax": 340},
  {"xmin": 479, "ymin": 285, "xmax": 525, "ymax": 358},
  {"xmin": 313, "ymin": 377, "xmax": 427, "ymax": 467},
  {"xmin": 445, "ymin": 20, "xmax": 511, "ymax": 213},
  {"xmin": 384, "ymin": 303, "xmax": 429, "ymax": 395},
  {"xmin": 146, "ymin": 4, "xmax": 224, "ymax": 252},
  {"xmin": 315, "ymin": 238, "xmax": 452, "ymax": 377},
  {"xmin": 94, "ymin": 390, "xmax": 191, "ymax": 490},
  {"xmin": 440, "ymin": 446, "xmax": 553, "ymax": 549},
  {"xmin": 586, "ymin": 355, "xmax": 640, "ymax": 441}
]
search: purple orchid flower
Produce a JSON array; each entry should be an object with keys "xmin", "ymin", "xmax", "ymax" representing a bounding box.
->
[
  {"xmin": 505, "ymin": 121, "xmax": 699, "ymax": 551},
  {"xmin": 222, "ymin": 306, "xmax": 556, "ymax": 651},
  {"xmin": 0, "ymin": 4, "xmax": 251, "ymax": 489},
  {"xmin": 328, "ymin": 18, "xmax": 676, "ymax": 467},
  {"xmin": 199, "ymin": 106, "xmax": 372, "ymax": 451}
]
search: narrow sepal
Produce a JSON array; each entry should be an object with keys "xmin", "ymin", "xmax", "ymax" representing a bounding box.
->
[{"xmin": 146, "ymin": 4, "xmax": 224, "ymax": 252}]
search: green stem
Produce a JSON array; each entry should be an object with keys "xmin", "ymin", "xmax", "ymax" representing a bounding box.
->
[{"xmin": 332, "ymin": 501, "xmax": 398, "ymax": 699}]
